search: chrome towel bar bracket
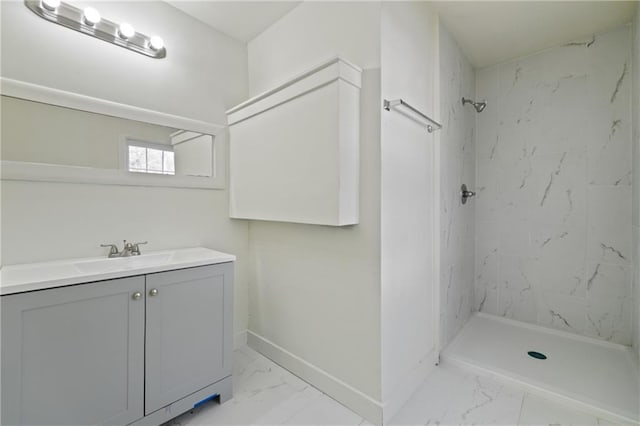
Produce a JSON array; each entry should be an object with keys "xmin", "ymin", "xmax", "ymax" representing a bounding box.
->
[{"xmin": 383, "ymin": 99, "xmax": 442, "ymax": 133}]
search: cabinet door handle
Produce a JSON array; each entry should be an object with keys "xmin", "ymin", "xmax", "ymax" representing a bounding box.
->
[
  {"xmin": 149, "ymin": 288, "xmax": 159, "ymax": 297},
  {"xmin": 132, "ymin": 292, "xmax": 142, "ymax": 300}
]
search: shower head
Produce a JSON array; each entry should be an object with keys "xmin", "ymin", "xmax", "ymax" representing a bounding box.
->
[{"xmin": 462, "ymin": 97, "xmax": 487, "ymax": 113}]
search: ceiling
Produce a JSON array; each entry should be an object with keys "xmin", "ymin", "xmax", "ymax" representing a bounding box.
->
[
  {"xmin": 168, "ymin": 1, "xmax": 637, "ymax": 68},
  {"xmin": 432, "ymin": 1, "xmax": 638, "ymax": 68},
  {"xmin": 166, "ymin": 1, "xmax": 301, "ymax": 42}
]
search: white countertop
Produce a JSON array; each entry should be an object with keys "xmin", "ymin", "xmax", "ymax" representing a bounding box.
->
[{"xmin": 0, "ymin": 247, "xmax": 235, "ymax": 295}]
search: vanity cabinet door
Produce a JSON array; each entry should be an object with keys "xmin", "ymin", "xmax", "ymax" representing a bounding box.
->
[
  {"xmin": 1, "ymin": 276, "xmax": 145, "ymax": 426},
  {"xmin": 145, "ymin": 263, "xmax": 233, "ymax": 415}
]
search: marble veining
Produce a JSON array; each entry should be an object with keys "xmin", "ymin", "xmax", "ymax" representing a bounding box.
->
[
  {"xmin": 587, "ymin": 263, "xmax": 602, "ymax": 290},
  {"xmin": 540, "ymin": 152, "xmax": 567, "ymax": 207},
  {"xmin": 563, "ymin": 35, "xmax": 596, "ymax": 48},
  {"xmin": 600, "ymin": 243, "xmax": 627, "ymax": 262},
  {"xmin": 475, "ymin": 25, "xmax": 633, "ymax": 345},
  {"xmin": 609, "ymin": 119, "xmax": 622, "ymax": 140},
  {"xmin": 610, "ymin": 62, "xmax": 627, "ymax": 103},
  {"xmin": 549, "ymin": 309, "xmax": 572, "ymax": 329}
]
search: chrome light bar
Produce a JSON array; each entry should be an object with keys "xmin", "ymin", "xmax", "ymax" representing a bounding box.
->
[{"xmin": 24, "ymin": 0, "xmax": 166, "ymax": 59}]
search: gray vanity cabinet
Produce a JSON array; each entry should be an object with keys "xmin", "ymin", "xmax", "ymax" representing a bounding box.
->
[
  {"xmin": 1, "ymin": 276, "xmax": 146, "ymax": 426},
  {"xmin": 145, "ymin": 263, "xmax": 233, "ymax": 415},
  {"xmin": 1, "ymin": 262, "xmax": 234, "ymax": 426}
]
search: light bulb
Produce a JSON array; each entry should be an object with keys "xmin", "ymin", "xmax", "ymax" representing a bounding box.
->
[
  {"xmin": 41, "ymin": 0, "xmax": 60, "ymax": 11},
  {"xmin": 83, "ymin": 7, "xmax": 101, "ymax": 26},
  {"xmin": 149, "ymin": 36, "xmax": 164, "ymax": 51},
  {"xmin": 118, "ymin": 22, "xmax": 135, "ymax": 39}
]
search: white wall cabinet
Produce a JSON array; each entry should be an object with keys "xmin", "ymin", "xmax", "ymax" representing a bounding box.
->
[
  {"xmin": 227, "ymin": 57, "xmax": 361, "ymax": 226},
  {"xmin": 1, "ymin": 262, "xmax": 233, "ymax": 426}
]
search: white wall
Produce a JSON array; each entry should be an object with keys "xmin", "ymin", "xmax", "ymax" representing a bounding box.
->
[
  {"xmin": 632, "ymin": 7, "xmax": 640, "ymax": 361},
  {"xmin": 379, "ymin": 3, "xmax": 439, "ymax": 422},
  {"xmin": 475, "ymin": 25, "xmax": 633, "ymax": 345},
  {"xmin": 247, "ymin": 2, "xmax": 381, "ymax": 95},
  {"xmin": 0, "ymin": 1, "xmax": 250, "ymax": 339},
  {"xmin": 245, "ymin": 2, "xmax": 383, "ymax": 423},
  {"xmin": 438, "ymin": 25, "xmax": 476, "ymax": 349},
  {"xmin": 247, "ymin": 5, "xmax": 445, "ymax": 423}
]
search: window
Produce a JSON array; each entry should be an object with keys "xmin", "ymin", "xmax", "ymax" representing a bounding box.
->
[{"xmin": 126, "ymin": 140, "xmax": 175, "ymax": 175}]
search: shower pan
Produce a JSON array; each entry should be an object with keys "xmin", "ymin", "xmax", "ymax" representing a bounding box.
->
[{"xmin": 443, "ymin": 314, "xmax": 639, "ymax": 423}]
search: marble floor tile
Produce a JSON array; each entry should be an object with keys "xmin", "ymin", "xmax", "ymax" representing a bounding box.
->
[
  {"xmin": 438, "ymin": 374, "xmax": 524, "ymax": 425},
  {"xmin": 163, "ymin": 346, "xmax": 368, "ymax": 426},
  {"xmin": 390, "ymin": 365, "xmax": 524, "ymax": 425},
  {"xmin": 280, "ymin": 389, "xmax": 366, "ymax": 425},
  {"xmin": 518, "ymin": 393, "xmax": 599, "ymax": 425},
  {"xmin": 166, "ymin": 346, "xmax": 606, "ymax": 426},
  {"xmin": 388, "ymin": 365, "xmax": 468, "ymax": 425}
]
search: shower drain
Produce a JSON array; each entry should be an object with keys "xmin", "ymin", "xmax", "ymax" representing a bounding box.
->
[{"xmin": 527, "ymin": 351, "xmax": 547, "ymax": 360}]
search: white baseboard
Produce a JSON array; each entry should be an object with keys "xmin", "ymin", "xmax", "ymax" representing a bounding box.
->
[
  {"xmin": 246, "ymin": 330, "xmax": 383, "ymax": 425},
  {"xmin": 381, "ymin": 350, "xmax": 438, "ymax": 424},
  {"xmin": 234, "ymin": 330, "xmax": 247, "ymax": 349}
]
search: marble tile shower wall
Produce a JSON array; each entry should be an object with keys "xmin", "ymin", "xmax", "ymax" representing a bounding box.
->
[
  {"xmin": 633, "ymin": 9, "xmax": 640, "ymax": 360},
  {"xmin": 439, "ymin": 26, "xmax": 476, "ymax": 348},
  {"xmin": 474, "ymin": 25, "xmax": 633, "ymax": 345}
]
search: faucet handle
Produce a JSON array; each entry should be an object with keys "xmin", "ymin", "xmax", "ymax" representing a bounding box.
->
[
  {"xmin": 100, "ymin": 244, "xmax": 119, "ymax": 257},
  {"xmin": 131, "ymin": 241, "xmax": 148, "ymax": 256}
]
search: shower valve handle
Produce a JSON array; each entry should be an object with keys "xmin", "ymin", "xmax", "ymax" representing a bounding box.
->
[{"xmin": 461, "ymin": 184, "xmax": 475, "ymax": 205}]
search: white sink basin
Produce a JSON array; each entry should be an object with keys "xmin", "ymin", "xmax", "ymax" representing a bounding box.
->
[{"xmin": 74, "ymin": 253, "xmax": 172, "ymax": 274}]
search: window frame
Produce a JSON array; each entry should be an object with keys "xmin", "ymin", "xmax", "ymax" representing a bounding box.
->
[{"xmin": 123, "ymin": 138, "xmax": 176, "ymax": 176}]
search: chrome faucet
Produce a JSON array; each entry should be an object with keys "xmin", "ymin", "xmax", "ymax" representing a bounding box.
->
[{"xmin": 100, "ymin": 240, "xmax": 148, "ymax": 258}]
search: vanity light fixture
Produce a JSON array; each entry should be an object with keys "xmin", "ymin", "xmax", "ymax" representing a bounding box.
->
[
  {"xmin": 149, "ymin": 35, "xmax": 164, "ymax": 51},
  {"xmin": 25, "ymin": 0, "xmax": 166, "ymax": 59},
  {"xmin": 82, "ymin": 7, "xmax": 100, "ymax": 26},
  {"xmin": 118, "ymin": 22, "xmax": 135, "ymax": 40}
]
